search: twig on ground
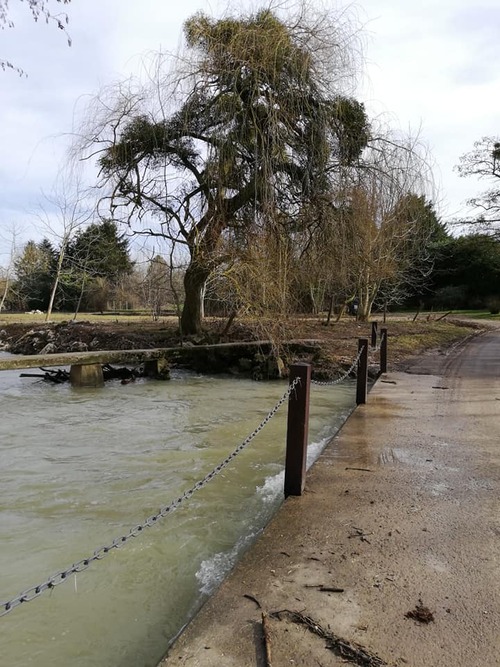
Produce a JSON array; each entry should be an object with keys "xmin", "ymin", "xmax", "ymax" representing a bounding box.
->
[
  {"xmin": 305, "ymin": 584, "xmax": 345, "ymax": 592},
  {"xmin": 405, "ymin": 599, "xmax": 434, "ymax": 624},
  {"xmin": 243, "ymin": 593, "xmax": 262, "ymax": 609},
  {"xmin": 269, "ymin": 609, "xmax": 387, "ymax": 666},
  {"xmin": 348, "ymin": 527, "xmax": 372, "ymax": 543},
  {"xmin": 262, "ymin": 612, "xmax": 273, "ymax": 667}
]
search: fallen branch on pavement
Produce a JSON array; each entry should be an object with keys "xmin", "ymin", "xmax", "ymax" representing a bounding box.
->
[
  {"xmin": 261, "ymin": 612, "xmax": 273, "ymax": 667},
  {"xmin": 269, "ymin": 609, "xmax": 387, "ymax": 666}
]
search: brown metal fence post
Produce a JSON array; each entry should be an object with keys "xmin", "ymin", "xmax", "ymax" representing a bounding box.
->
[
  {"xmin": 371, "ymin": 321, "xmax": 378, "ymax": 348},
  {"xmin": 356, "ymin": 338, "xmax": 369, "ymax": 405},
  {"xmin": 380, "ymin": 328, "xmax": 388, "ymax": 374},
  {"xmin": 284, "ymin": 363, "xmax": 311, "ymax": 497}
]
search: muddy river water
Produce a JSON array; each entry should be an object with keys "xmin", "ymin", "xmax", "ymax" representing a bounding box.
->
[{"xmin": 0, "ymin": 356, "xmax": 355, "ymax": 666}]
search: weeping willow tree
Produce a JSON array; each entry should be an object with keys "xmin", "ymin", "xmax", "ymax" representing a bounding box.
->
[
  {"xmin": 288, "ymin": 125, "xmax": 436, "ymax": 322},
  {"xmin": 79, "ymin": 4, "xmax": 369, "ymax": 334}
]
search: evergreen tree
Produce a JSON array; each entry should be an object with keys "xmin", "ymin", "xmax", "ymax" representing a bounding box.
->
[{"xmin": 13, "ymin": 239, "xmax": 56, "ymax": 309}]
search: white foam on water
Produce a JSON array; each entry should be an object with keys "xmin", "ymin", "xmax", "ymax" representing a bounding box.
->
[
  {"xmin": 255, "ymin": 431, "xmax": 333, "ymax": 505},
  {"xmin": 257, "ymin": 468, "xmax": 284, "ymax": 503},
  {"xmin": 195, "ymin": 428, "xmax": 340, "ymax": 599},
  {"xmin": 307, "ymin": 434, "xmax": 330, "ymax": 468},
  {"xmin": 196, "ymin": 530, "xmax": 258, "ymax": 596}
]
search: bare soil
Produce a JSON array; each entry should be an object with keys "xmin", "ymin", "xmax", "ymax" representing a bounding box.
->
[{"xmin": 0, "ymin": 314, "xmax": 484, "ymax": 378}]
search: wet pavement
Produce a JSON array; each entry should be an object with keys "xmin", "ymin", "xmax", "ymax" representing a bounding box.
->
[{"xmin": 159, "ymin": 329, "xmax": 500, "ymax": 667}]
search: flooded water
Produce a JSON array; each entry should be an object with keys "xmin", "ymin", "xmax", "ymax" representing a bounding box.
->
[{"xmin": 0, "ymin": 356, "xmax": 355, "ymax": 667}]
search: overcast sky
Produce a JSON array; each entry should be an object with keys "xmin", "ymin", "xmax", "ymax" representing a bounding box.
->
[{"xmin": 1, "ymin": 0, "xmax": 499, "ymax": 261}]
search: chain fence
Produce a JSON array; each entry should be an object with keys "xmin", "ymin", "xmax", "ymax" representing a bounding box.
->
[
  {"xmin": 1, "ymin": 376, "xmax": 301, "ymax": 618},
  {"xmin": 372, "ymin": 330, "xmax": 386, "ymax": 354},
  {"xmin": 311, "ymin": 347, "xmax": 364, "ymax": 387}
]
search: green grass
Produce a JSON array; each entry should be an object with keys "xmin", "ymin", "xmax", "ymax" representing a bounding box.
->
[
  {"xmin": 446, "ymin": 310, "xmax": 500, "ymax": 320},
  {"xmin": 385, "ymin": 309, "xmax": 500, "ymax": 322},
  {"xmin": 0, "ymin": 312, "xmax": 178, "ymax": 325}
]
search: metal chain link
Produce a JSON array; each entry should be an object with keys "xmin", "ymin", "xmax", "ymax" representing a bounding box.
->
[
  {"xmin": 311, "ymin": 347, "xmax": 364, "ymax": 387},
  {"xmin": 373, "ymin": 330, "xmax": 386, "ymax": 353},
  {"xmin": 1, "ymin": 376, "xmax": 301, "ymax": 618}
]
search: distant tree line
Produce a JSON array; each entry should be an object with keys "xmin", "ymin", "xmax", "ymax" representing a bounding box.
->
[
  {"xmin": 6, "ymin": 221, "xmax": 133, "ymax": 313},
  {"xmin": 2, "ymin": 216, "xmax": 500, "ymax": 318},
  {"xmin": 421, "ymin": 233, "xmax": 500, "ymax": 314}
]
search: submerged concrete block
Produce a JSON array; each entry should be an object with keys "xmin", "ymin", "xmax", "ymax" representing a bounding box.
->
[
  {"xmin": 69, "ymin": 363, "xmax": 104, "ymax": 388},
  {"xmin": 143, "ymin": 358, "xmax": 170, "ymax": 380}
]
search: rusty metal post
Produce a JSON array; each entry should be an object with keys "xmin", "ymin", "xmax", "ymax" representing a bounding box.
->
[
  {"xmin": 356, "ymin": 338, "xmax": 369, "ymax": 405},
  {"xmin": 371, "ymin": 321, "xmax": 378, "ymax": 348},
  {"xmin": 284, "ymin": 363, "xmax": 311, "ymax": 497},
  {"xmin": 380, "ymin": 328, "xmax": 388, "ymax": 374}
]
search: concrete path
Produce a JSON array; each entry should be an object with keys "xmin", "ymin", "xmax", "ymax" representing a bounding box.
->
[{"xmin": 159, "ymin": 329, "xmax": 500, "ymax": 666}]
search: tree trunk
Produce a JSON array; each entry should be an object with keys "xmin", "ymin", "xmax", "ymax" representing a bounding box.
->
[
  {"xmin": 0, "ymin": 277, "xmax": 9, "ymax": 312},
  {"xmin": 181, "ymin": 263, "xmax": 210, "ymax": 335},
  {"xmin": 200, "ymin": 282, "xmax": 206, "ymax": 319},
  {"xmin": 358, "ymin": 286, "xmax": 377, "ymax": 322},
  {"xmin": 325, "ymin": 294, "xmax": 334, "ymax": 326},
  {"xmin": 73, "ymin": 273, "xmax": 88, "ymax": 320},
  {"xmin": 46, "ymin": 239, "xmax": 69, "ymax": 321},
  {"xmin": 46, "ymin": 275, "xmax": 59, "ymax": 321}
]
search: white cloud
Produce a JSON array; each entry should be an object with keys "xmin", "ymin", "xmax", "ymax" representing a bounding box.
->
[
  {"xmin": 359, "ymin": 0, "xmax": 500, "ymax": 217},
  {"xmin": 1, "ymin": 0, "xmax": 499, "ymax": 258}
]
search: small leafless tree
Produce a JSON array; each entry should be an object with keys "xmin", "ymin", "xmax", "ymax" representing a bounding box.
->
[
  {"xmin": 456, "ymin": 136, "xmax": 500, "ymax": 231},
  {"xmin": 0, "ymin": 223, "xmax": 23, "ymax": 311},
  {"xmin": 34, "ymin": 171, "xmax": 92, "ymax": 320},
  {"xmin": 291, "ymin": 126, "xmax": 436, "ymax": 322},
  {"xmin": 342, "ymin": 131, "xmax": 435, "ymax": 320}
]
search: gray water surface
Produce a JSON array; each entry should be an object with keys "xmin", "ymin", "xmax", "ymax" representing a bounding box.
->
[{"xmin": 0, "ymin": 360, "xmax": 355, "ymax": 666}]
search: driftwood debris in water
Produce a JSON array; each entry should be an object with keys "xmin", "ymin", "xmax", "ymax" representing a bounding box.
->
[
  {"xmin": 20, "ymin": 364, "xmax": 140, "ymax": 384},
  {"xmin": 269, "ymin": 609, "xmax": 387, "ymax": 666},
  {"xmin": 102, "ymin": 363, "xmax": 138, "ymax": 382},
  {"xmin": 20, "ymin": 368, "xmax": 70, "ymax": 383}
]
